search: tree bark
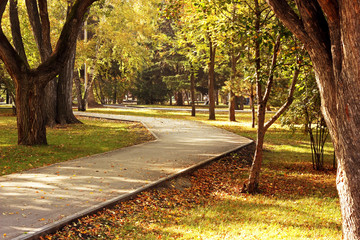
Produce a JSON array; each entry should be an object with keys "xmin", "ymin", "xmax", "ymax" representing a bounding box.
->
[
  {"xmin": 16, "ymin": 75, "xmax": 47, "ymax": 145},
  {"xmin": 190, "ymin": 67, "xmax": 196, "ymax": 117},
  {"xmin": 265, "ymin": 1, "xmax": 360, "ymax": 238},
  {"xmin": 9, "ymin": 0, "xmax": 27, "ymax": 63},
  {"xmin": 239, "ymin": 96, "xmax": 244, "ymax": 110},
  {"xmin": 176, "ymin": 91, "xmax": 183, "ymax": 106},
  {"xmin": 229, "ymin": 90, "xmax": 236, "ymax": 121},
  {"xmin": 55, "ymin": 0, "xmax": 81, "ymax": 125},
  {"xmin": 208, "ymin": 37, "xmax": 216, "ymax": 120},
  {"xmin": 56, "ymin": 47, "xmax": 81, "ymax": 124},
  {"xmin": 250, "ymin": 84, "xmax": 256, "ymax": 128}
]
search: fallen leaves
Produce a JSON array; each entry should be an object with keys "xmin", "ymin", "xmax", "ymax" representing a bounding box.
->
[
  {"xmin": 43, "ymin": 144, "xmax": 339, "ymax": 239},
  {"xmin": 44, "ymin": 148, "xmax": 252, "ymax": 239}
]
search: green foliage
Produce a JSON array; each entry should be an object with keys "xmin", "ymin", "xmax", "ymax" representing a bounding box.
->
[
  {"xmin": 75, "ymin": 0, "xmax": 161, "ymax": 103},
  {"xmin": 281, "ymin": 65, "xmax": 320, "ymax": 131},
  {"xmin": 133, "ymin": 64, "xmax": 170, "ymax": 104}
]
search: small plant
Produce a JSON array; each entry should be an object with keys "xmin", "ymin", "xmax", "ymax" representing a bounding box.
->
[{"xmin": 308, "ymin": 117, "xmax": 329, "ymax": 170}]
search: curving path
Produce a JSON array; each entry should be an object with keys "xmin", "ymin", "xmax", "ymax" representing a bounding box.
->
[{"xmin": 0, "ymin": 113, "xmax": 252, "ymax": 239}]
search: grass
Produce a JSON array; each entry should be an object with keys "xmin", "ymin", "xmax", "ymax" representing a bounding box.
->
[
  {"xmin": 0, "ymin": 110, "xmax": 154, "ymax": 175},
  {"xmin": 43, "ymin": 106, "xmax": 341, "ymax": 239}
]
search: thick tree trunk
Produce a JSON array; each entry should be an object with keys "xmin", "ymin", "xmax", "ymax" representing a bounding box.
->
[
  {"xmin": 264, "ymin": 1, "xmax": 360, "ymax": 238},
  {"xmin": 16, "ymin": 76, "xmax": 47, "ymax": 145},
  {"xmin": 57, "ymin": 49, "xmax": 81, "ymax": 124}
]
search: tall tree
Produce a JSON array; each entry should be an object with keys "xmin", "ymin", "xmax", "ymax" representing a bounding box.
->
[
  {"xmin": 0, "ymin": 0, "xmax": 96, "ymax": 145},
  {"xmin": 242, "ymin": 32, "xmax": 305, "ymax": 193},
  {"xmin": 265, "ymin": 1, "xmax": 360, "ymax": 238},
  {"xmin": 177, "ymin": 0, "xmax": 225, "ymax": 120}
]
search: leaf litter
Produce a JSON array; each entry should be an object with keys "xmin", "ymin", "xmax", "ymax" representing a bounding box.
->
[{"xmin": 43, "ymin": 143, "xmax": 340, "ymax": 239}]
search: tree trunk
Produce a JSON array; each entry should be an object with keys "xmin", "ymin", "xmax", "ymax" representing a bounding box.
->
[
  {"xmin": 250, "ymin": 84, "xmax": 256, "ymax": 128},
  {"xmin": 245, "ymin": 112, "xmax": 265, "ymax": 192},
  {"xmin": 113, "ymin": 84, "xmax": 117, "ymax": 104},
  {"xmin": 190, "ymin": 68, "xmax": 196, "ymax": 117},
  {"xmin": 229, "ymin": 90, "xmax": 236, "ymax": 121},
  {"xmin": 208, "ymin": 40, "xmax": 216, "ymax": 120},
  {"xmin": 265, "ymin": 1, "xmax": 360, "ymax": 238},
  {"xmin": 176, "ymin": 91, "xmax": 183, "ymax": 106},
  {"xmin": 43, "ymin": 79, "xmax": 57, "ymax": 127},
  {"xmin": 74, "ymin": 72, "xmax": 86, "ymax": 111},
  {"xmin": 16, "ymin": 76, "xmax": 47, "ymax": 145},
  {"xmin": 56, "ymin": 48, "xmax": 81, "ymax": 124},
  {"xmin": 6, "ymin": 90, "xmax": 10, "ymax": 104},
  {"xmin": 239, "ymin": 96, "xmax": 245, "ymax": 110}
]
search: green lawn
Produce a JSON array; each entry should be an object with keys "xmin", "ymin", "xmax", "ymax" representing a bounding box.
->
[
  {"xmin": 43, "ymin": 106, "xmax": 341, "ymax": 239},
  {"xmin": 0, "ymin": 110, "xmax": 154, "ymax": 175}
]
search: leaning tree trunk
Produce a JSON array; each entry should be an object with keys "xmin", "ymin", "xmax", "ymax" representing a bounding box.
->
[
  {"xmin": 246, "ymin": 115, "xmax": 265, "ymax": 192},
  {"xmin": 264, "ymin": 1, "xmax": 360, "ymax": 238},
  {"xmin": 250, "ymin": 84, "xmax": 256, "ymax": 128}
]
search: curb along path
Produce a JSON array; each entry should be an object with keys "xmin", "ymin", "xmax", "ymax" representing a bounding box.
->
[{"xmin": 0, "ymin": 113, "xmax": 252, "ymax": 239}]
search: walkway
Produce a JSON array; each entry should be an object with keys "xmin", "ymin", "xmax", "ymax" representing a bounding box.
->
[{"xmin": 0, "ymin": 113, "xmax": 252, "ymax": 239}]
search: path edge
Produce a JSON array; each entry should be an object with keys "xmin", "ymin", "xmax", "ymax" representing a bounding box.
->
[
  {"xmin": 13, "ymin": 114, "xmax": 253, "ymax": 240},
  {"xmin": 14, "ymin": 143, "xmax": 254, "ymax": 240}
]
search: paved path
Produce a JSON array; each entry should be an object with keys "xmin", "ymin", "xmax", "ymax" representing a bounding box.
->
[
  {"xmin": 0, "ymin": 113, "xmax": 252, "ymax": 239},
  {"xmin": 104, "ymin": 104, "xmax": 254, "ymax": 112}
]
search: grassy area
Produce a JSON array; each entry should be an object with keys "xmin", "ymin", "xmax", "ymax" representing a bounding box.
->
[
  {"xmin": 44, "ymin": 106, "xmax": 341, "ymax": 239},
  {"xmin": 0, "ymin": 111, "xmax": 154, "ymax": 175}
]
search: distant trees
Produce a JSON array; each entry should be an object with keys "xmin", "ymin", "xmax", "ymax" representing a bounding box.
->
[{"xmin": 76, "ymin": 0, "xmax": 158, "ymax": 108}]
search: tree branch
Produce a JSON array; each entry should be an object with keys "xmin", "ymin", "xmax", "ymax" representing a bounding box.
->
[
  {"xmin": 35, "ymin": 0, "xmax": 96, "ymax": 85},
  {"xmin": 264, "ymin": 52, "xmax": 304, "ymax": 132},
  {"xmin": 317, "ymin": 0, "xmax": 339, "ymax": 24},
  {"xmin": 38, "ymin": 0, "xmax": 52, "ymax": 58},
  {"xmin": 294, "ymin": 0, "xmax": 331, "ymax": 53},
  {"xmin": 25, "ymin": 0, "xmax": 46, "ymax": 60},
  {"xmin": 262, "ymin": 34, "xmax": 281, "ymax": 104},
  {"xmin": 9, "ymin": 0, "xmax": 28, "ymax": 65},
  {"xmin": 265, "ymin": 0, "xmax": 309, "ymax": 46},
  {"xmin": 0, "ymin": 0, "xmax": 27, "ymax": 82}
]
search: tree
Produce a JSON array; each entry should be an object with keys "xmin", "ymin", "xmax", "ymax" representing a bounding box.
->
[
  {"xmin": 74, "ymin": 0, "xmax": 158, "ymax": 109},
  {"xmin": 242, "ymin": 30, "xmax": 305, "ymax": 193},
  {"xmin": 264, "ymin": 1, "xmax": 360, "ymax": 238},
  {"xmin": 0, "ymin": 0, "xmax": 96, "ymax": 145},
  {"xmin": 178, "ymin": 0, "xmax": 225, "ymax": 120}
]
